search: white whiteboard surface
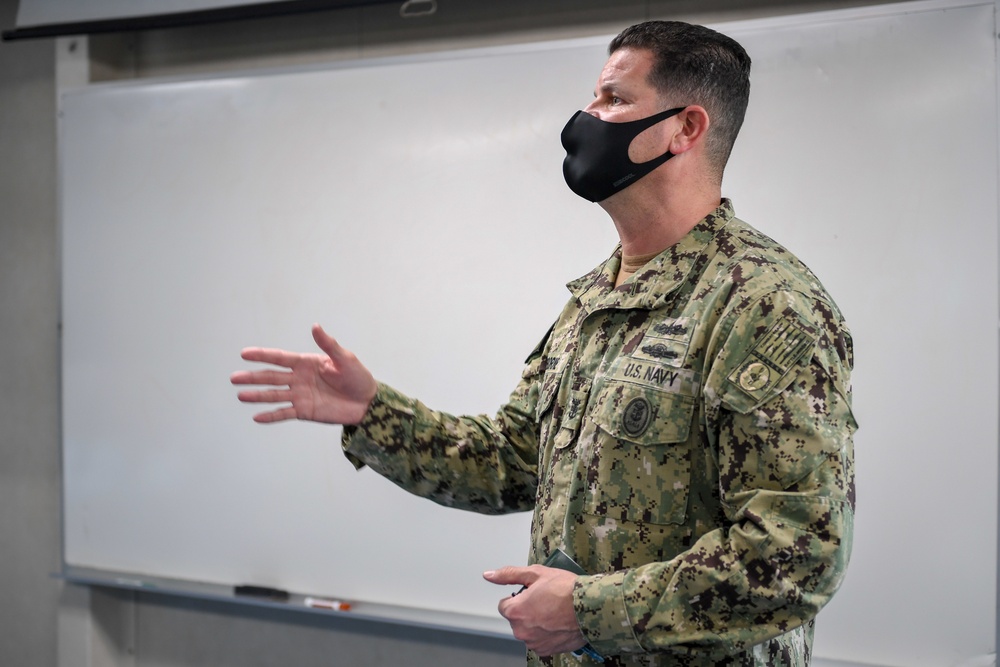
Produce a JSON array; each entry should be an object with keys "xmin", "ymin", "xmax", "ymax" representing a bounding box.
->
[{"xmin": 59, "ymin": 2, "xmax": 998, "ymax": 665}]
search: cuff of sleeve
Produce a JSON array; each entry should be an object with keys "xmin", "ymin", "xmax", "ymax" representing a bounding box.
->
[
  {"xmin": 572, "ymin": 571, "xmax": 645, "ymax": 657},
  {"xmin": 340, "ymin": 382, "xmax": 415, "ymax": 470},
  {"xmin": 339, "ymin": 425, "xmax": 366, "ymax": 470}
]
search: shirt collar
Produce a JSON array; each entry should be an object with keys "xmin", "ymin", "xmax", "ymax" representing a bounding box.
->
[{"xmin": 567, "ymin": 199, "xmax": 735, "ymax": 312}]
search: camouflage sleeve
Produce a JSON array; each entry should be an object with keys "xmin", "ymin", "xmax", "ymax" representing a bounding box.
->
[
  {"xmin": 573, "ymin": 290, "xmax": 857, "ymax": 659},
  {"xmin": 339, "ymin": 337, "xmax": 548, "ymax": 515}
]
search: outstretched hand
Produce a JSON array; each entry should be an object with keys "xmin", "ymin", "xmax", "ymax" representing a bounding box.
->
[{"xmin": 230, "ymin": 324, "xmax": 377, "ymax": 425}]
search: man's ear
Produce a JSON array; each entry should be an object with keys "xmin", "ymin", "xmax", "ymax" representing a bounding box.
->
[{"xmin": 669, "ymin": 105, "xmax": 710, "ymax": 155}]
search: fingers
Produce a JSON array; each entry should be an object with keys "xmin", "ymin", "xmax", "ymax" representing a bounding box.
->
[
  {"xmin": 234, "ymin": 326, "xmax": 360, "ymax": 426},
  {"xmin": 239, "ymin": 346, "xmax": 301, "ymax": 368},
  {"xmin": 230, "ymin": 369, "xmax": 294, "ymax": 387},
  {"xmin": 483, "ymin": 566, "xmax": 539, "ymax": 587},
  {"xmin": 237, "ymin": 325, "xmax": 343, "ymax": 371},
  {"xmin": 235, "ymin": 387, "xmax": 292, "ymax": 404},
  {"xmin": 233, "ymin": 378, "xmax": 296, "ymax": 422},
  {"xmin": 252, "ymin": 406, "xmax": 299, "ymax": 424},
  {"xmin": 486, "ymin": 567, "xmax": 586, "ymax": 657}
]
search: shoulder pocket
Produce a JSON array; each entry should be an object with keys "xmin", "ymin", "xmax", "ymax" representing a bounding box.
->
[{"xmin": 722, "ymin": 314, "xmax": 819, "ymax": 414}]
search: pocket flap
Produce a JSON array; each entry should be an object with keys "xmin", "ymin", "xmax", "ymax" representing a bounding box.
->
[{"xmin": 592, "ymin": 381, "xmax": 695, "ymax": 444}]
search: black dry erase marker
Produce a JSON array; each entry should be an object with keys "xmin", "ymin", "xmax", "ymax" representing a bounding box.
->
[{"xmin": 234, "ymin": 585, "xmax": 290, "ymax": 601}]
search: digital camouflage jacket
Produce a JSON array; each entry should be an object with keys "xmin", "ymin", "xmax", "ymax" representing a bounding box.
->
[{"xmin": 342, "ymin": 200, "xmax": 856, "ymax": 667}]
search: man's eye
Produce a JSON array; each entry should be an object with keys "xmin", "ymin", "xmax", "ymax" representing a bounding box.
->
[{"xmin": 611, "ymin": 97, "xmax": 622, "ymax": 105}]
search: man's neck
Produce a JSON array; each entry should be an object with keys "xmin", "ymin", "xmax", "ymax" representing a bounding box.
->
[{"xmin": 604, "ymin": 186, "xmax": 722, "ymax": 257}]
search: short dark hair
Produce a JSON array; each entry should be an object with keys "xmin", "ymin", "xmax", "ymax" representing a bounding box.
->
[{"xmin": 610, "ymin": 21, "xmax": 751, "ymax": 179}]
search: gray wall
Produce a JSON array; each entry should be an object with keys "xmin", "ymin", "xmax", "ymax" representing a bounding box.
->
[
  {"xmin": 0, "ymin": 0, "xmax": 908, "ymax": 665},
  {"xmin": 0, "ymin": 0, "xmax": 60, "ymax": 663}
]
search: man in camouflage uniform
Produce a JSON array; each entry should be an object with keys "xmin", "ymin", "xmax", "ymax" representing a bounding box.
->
[{"xmin": 232, "ymin": 20, "xmax": 856, "ymax": 667}]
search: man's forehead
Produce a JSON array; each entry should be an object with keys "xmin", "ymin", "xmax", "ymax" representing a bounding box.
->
[{"xmin": 595, "ymin": 48, "xmax": 654, "ymax": 91}]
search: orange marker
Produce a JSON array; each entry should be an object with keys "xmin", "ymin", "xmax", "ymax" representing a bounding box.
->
[{"xmin": 304, "ymin": 597, "xmax": 352, "ymax": 611}]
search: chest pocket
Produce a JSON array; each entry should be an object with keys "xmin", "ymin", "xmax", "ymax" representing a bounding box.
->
[{"xmin": 584, "ymin": 379, "xmax": 696, "ymax": 526}]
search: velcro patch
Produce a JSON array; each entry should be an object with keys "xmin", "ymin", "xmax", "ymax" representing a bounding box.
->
[
  {"xmin": 606, "ymin": 357, "xmax": 700, "ymax": 397},
  {"xmin": 633, "ymin": 317, "xmax": 694, "ymax": 368},
  {"xmin": 727, "ymin": 318, "xmax": 817, "ymax": 402}
]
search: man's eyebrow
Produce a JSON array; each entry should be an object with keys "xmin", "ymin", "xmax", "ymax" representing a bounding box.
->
[{"xmin": 595, "ymin": 81, "xmax": 619, "ymax": 97}]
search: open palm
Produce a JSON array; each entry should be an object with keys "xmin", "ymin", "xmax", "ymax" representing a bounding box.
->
[{"xmin": 231, "ymin": 324, "xmax": 377, "ymax": 425}]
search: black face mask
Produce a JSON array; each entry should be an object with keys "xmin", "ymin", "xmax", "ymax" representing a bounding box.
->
[{"xmin": 560, "ymin": 107, "xmax": 685, "ymax": 203}]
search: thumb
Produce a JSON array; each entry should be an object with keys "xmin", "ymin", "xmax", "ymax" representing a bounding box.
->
[
  {"xmin": 312, "ymin": 323, "xmax": 345, "ymax": 359},
  {"xmin": 483, "ymin": 565, "xmax": 537, "ymax": 587}
]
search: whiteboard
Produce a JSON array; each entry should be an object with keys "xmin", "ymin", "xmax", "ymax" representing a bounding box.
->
[{"xmin": 59, "ymin": 2, "xmax": 998, "ymax": 665}]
